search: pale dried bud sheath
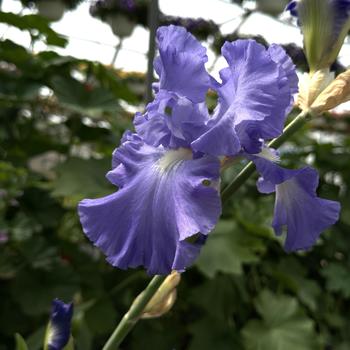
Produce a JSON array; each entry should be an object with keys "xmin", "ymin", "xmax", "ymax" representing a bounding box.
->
[
  {"xmin": 141, "ymin": 290, "xmax": 177, "ymax": 319},
  {"xmin": 311, "ymin": 69, "xmax": 350, "ymax": 114},
  {"xmin": 140, "ymin": 271, "xmax": 181, "ymax": 319},
  {"xmin": 298, "ymin": 69, "xmax": 334, "ymax": 111}
]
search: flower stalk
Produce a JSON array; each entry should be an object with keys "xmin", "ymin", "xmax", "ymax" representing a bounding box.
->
[{"xmin": 102, "ymin": 275, "xmax": 166, "ymax": 350}]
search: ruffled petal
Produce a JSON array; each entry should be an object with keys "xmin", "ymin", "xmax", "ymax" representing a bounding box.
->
[
  {"xmin": 253, "ymin": 156, "xmax": 341, "ymax": 251},
  {"xmin": 193, "ymin": 40, "xmax": 296, "ymax": 156},
  {"xmin": 191, "ymin": 110, "xmax": 241, "ymax": 156},
  {"xmin": 268, "ymin": 44, "xmax": 299, "ymax": 96},
  {"xmin": 134, "ymin": 93, "xmax": 209, "ymax": 149},
  {"xmin": 154, "ymin": 25, "xmax": 210, "ymax": 103},
  {"xmin": 79, "ymin": 136, "xmax": 221, "ymax": 275}
]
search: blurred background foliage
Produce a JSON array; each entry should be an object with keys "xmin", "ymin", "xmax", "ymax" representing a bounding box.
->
[{"xmin": 1, "ymin": 1, "xmax": 350, "ymax": 350}]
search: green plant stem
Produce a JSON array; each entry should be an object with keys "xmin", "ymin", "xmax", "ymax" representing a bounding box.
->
[
  {"xmin": 102, "ymin": 275, "xmax": 166, "ymax": 350},
  {"xmin": 221, "ymin": 111, "xmax": 311, "ymax": 203},
  {"xmin": 102, "ymin": 110, "xmax": 311, "ymax": 350}
]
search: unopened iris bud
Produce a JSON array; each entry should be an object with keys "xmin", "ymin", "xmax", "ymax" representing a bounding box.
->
[
  {"xmin": 44, "ymin": 299, "xmax": 73, "ymax": 350},
  {"xmin": 140, "ymin": 271, "xmax": 181, "ymax": 319},
  {"xmin": 287, "ymin": 0, "xmax": 350, "ymax": 71},
  {"xmin": 310, "ymin": 69, "xmax": 350, "ymax": 113}
]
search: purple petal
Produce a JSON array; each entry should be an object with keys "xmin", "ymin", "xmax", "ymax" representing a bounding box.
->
[
  {"xmin": 193, "ymin": 40, "xmax": 296, "ymax": 156},
  {"xmin": 256, "ymin": 177, "xmax": 276, "ymax": 194},
  {"xmin": 253, "ymin": 156, "xmax": 341, "ymax": 251},
  {"xmin": 154, "ymin": 25, "xmax": 210, "ymax": 103},
  {"xmin": 78, "ymin": 136, "xmax": 221, "ymax": 275},
  {"xmin": 286, "ymin": 0, "xmax": 298, "ymax": 17},
  {"xmin": 274, "ymin": 168, "xmax": 340, "ymax": 251},
  {"xmin": 134, "ymin": 93, "xmax": 209, "ymax": 149},
  {"xmin": 191, "ymin": 109, "xmax": 241, "ymax": 156},
  {"xmin": 268, "ymin": 44, "xmax": 299, "ymax": 96},
  {"xmin": 48, "ymin": 299, "xmax": 73, "ymax": 350}
]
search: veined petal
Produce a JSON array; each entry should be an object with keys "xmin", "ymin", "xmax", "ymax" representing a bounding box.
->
[
  {"xmin": 193, "ymin": 40, "xmax": 296, "ymax": 156},
  {"xmin": 47, "ymin": 299, "xmax": 73, "ymax": 350},
  {"xmin": 134, "ymin": 93, "xmax": 209, "ymax": 149},
  {"xmin": 252, "ymin": 156, "xmax": 340, "ymax": 251},
  {"xmin": 155, "ymin": 25, "xmax": 210, "ymax": 102},
  {"xmin": 191, "ymin": 109, "xmax": 241, "ymax": 156},
  {"xmin": 78, "ymin": 135, "xmax": 221, "ymax": 275},
  {"xmin": 268, "ymin": 44, "xmax": 299, "ymax": 98}
]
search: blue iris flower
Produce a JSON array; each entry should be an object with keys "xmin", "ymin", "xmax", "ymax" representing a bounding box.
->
[{"xmin": 78, "ymin": 25, "xmax": 340, "ymax": 275}]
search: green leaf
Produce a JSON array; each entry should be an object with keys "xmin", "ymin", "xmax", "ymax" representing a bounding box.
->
[
  {"xmin": 242, "ymin": 290, "xmax": 320, "ymax": 350},
  {"xmin": 84, "ymin": 297, "xmax": 118, "ymax": 335},
  {"xmin": 63, "ymin": 337, "xmax": 74, "ymax": 350},
  {"xmin": 51, "ymin": 157, "xmax": 113, "ymax": 203},
  {"xmin": 189, "ymin": 318, "xmax": 243, "ymax": 350},
  {"xmin": 0, "ymin": 12, "xmax": 67, "ymax": 47},
  {"xmin": 26, "ymin": 326, "xmax": 46, "ymax": 350},
  {"xmin": 15, "ymin": 333, "xmax": 29, "ymax": 350},
  {"xmin": 190, "ymin": 275, "xmax": 237, "ymax": 322},
  {"xmin": 264, "ymin": 257, "xmax": 321, "ymax": 311},
  {"xmin": 92, "ymin": 63, "xmax": 137, "ymax": 103},
  {"xmin": 196, "ymin": 220, "xmax": 265, "ymax": 277},
  {"xmin": 11, "ymin": 265, "xmax": 79, "ymax": 316},
  {"xmin": 50, "ymin": 76, "xmax": 121, "ymax": 117},
  {"xmin": 321, "ymin": 263, "xmax": 350, "ymax": 298}
]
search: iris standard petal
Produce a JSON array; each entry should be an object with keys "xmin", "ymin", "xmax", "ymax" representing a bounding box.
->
[
  {"xmin": 191, "ymin": 109, "xmax": 241, "ymax": 156},
  {"xmin": 47, "ymin": 299, "xmax": 73, "ymax": 350},
  {"xmin": 253, "ymin": 156, "xmax": 340, "ymax": 252},
  {"xmin": 154, "ymin": 25, "xmax": 210, "ymax": 102},
  {"xmin": 192, "ymin": 40, "xmax": 296, "ymax": 156},
  {"xmin": 268, "ymin": 44, "xmax": 299, "ymax": 96},
  {"xmin": 134, "ymin": 94, "xmax": 209, "ymax": 149},
  {"xmin": 78, "ymin": 136, "xmax": 221, "ymax": 275}
]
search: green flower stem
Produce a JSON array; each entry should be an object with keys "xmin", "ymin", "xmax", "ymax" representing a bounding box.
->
[
  {"xmin": 102, "ymin": 275, "xmax": 166, "ymax": 350},
  {"xmin": 102, "ymin": 110, "xmax": 312, "ymax": 350},
  {"xmin": 221, "ymin": 110, "xmax": 311, "ymax": 203}
]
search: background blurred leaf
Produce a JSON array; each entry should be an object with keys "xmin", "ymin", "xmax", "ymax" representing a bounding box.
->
[
  {"xmin": 14, "ymin": 333, "xmax": 28, "ymax": 350},
  {"xmin": 189, "ymin": 318, "xmax": 243, "ymax": 350},
  {"xmin": 51, "ymin": 157, "xmax": 113, "ymax": 202},
  {"xmin": 0, "ymin": 12, "xmax": 67, "ymax": 47},
  {"xmin": 196, "ymin": 220, "xmax": 265, "ymax": 277},
  {"xmin": 321, "ymin": 262, "xmax": 350, "ymax": 298},
  {"xmin": 49, "ymin": 76, "xmax": 121, "ymax": 116},
  {"xmin": 242, "ymin": 290, "xmax": 320, "ymax": 350}
]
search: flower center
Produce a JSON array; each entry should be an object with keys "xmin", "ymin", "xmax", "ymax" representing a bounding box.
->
[{"xmin": 157, "ymin": 148, "xmax": 192, "ymax": 173}]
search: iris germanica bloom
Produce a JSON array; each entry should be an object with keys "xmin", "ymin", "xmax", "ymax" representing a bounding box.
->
[
  {"xmin": 78, "ymin": 25, "xmax": 340, "ymax": 275},
  {"xmin": 287, "ymin": 0, "xmax": 350, "ymax": 71},
  {"xmin": 46, "ymin": 299, "xmax": 73, "ymax": 350},
  {"xmin": 79, "ymin": 26, "xmax": 221, "ymax": 275}
]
